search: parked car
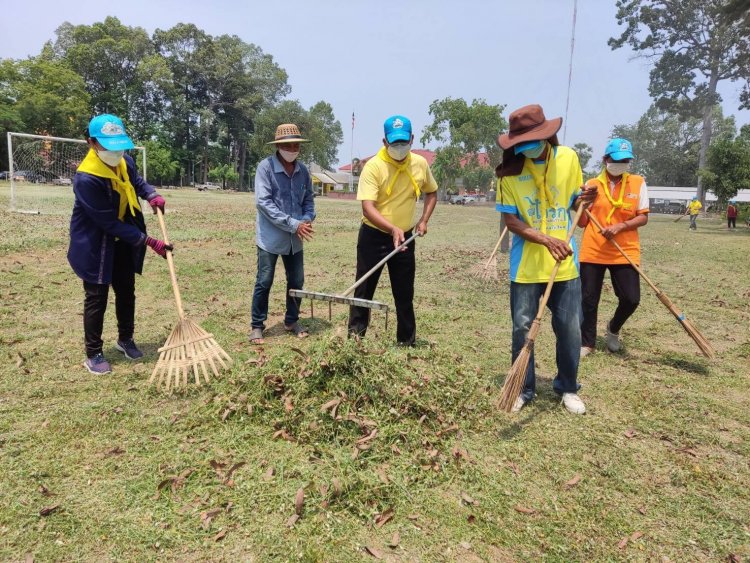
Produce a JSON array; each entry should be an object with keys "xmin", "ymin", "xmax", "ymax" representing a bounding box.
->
[
  {"xmin": 0, "ymin": 171, "xmax": 10, "ymax": 180},
  {"xmin": 463, "ymin": 195, "xmax": 479, "ymax": 204},
  {"xmin": 13, "ymin": 171, "xmax": 48, "ymax": 183},
  {"xmin": 53, "ymin": 177, "xmax": 72, "ymax": 185},
  {"xmin": 449, "ymin": 194, "xmax": 466, "ymax": 205}
]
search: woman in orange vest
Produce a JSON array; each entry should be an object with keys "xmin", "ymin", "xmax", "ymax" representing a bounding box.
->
[{"xmin": 578, "ymin": 138, "xmax": 649, "ymax": 357}]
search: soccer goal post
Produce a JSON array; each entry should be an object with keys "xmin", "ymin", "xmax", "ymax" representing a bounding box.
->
[{"xmin": 4, "ymin": 132, "xmax": 147, "ymax": 215}]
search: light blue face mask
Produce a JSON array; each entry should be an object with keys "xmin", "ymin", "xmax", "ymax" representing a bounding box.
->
[{"xmin": 514, "ymin": 140, "xmax": 546, "ymax": 159}]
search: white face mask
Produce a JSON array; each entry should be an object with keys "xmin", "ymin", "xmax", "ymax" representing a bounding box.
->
[
  {"xmin": 97, "ymin": 149, "xmax": 124, "ymax": 167},
  {"xmin": 387, "ymin": 143, "xmax": 411, "ymax": 161},
  {"xmin": 521, "ymin": 141, "xmax": 546, "ymax": 160},
  {"xmin": 278, "ymin": 148, "xmax": 299, "ymax": 163},
  {"xmin": 606, "ymin": 162, "xmax": 631, "ymax": 176}
]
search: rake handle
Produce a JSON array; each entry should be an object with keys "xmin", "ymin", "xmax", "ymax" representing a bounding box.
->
[
  {"xmin": 533, "ymin": 203, "xmax": 587, "ymax": 323},
  {"xmin": 342, "ymin": 232, "xmax": 420, "ymax": 297},
  {"xmin": 155, "ymin": 207, "xmax": 186, "ymax": 320},
  {"xmin": 484, "ymin": 226, "xmax": 509, "ymax": 267}
]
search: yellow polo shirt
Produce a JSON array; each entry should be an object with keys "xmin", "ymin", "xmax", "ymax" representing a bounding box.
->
[
  {"xmin": 357, "ymin": 151, "xmax": 438, "ymax": 232},
  {"xmin": 688, "ymin": 200, "xmax": 702, "ymax": 215}
]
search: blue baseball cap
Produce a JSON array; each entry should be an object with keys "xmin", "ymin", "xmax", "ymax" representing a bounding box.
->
[
  {"xmin": 604, "ymin": 138, "xmax": 634, "ymax": 161},
  {"xmin": 384, "ymin": 115, "xmax": 412, "ymax": 144},
  {"xmin": 87, "ymin": 114, "xmax": 135, "ymax": 151}
]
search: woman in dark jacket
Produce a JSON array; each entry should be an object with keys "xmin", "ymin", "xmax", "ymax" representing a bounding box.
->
[{"xmin": 68, "ymin": 114, "xmax": 170, "ymax": 374}]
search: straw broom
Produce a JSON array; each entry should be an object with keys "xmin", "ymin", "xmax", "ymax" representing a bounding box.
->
[
  {"xmin": 148, "ymin": 208, "xmax": 232, "ymax": 392},
  {"xmin": 470, "ymin": 226, "xmax": 509, "ymax": 281},
  {"xmin": 584, "ymin": 209, "xmax": 715, "ymax": 359},
  {"xmin": 497, "ymin": 204, "xmax": 587, "ymax": 412}
]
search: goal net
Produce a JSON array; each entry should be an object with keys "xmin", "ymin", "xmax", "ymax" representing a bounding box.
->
[{"xmin": 3, "ymin": 132, "xmax": 147, "ymax": 215}]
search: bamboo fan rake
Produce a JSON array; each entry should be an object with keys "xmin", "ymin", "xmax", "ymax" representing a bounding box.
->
[
  {"xmin": 470, "ymin": 226, "xmax": 509, "ymax": 281},
  {"xmin": 584, "ymin": 209, "xmax": 715, "ymax": 359},
  {"xmin": 497, "ymin": 204, "xmax": 586, "ymax": 412},
  {"xmin": 149, "ymin": 208, "xmax": 232, "ymax": 391}
]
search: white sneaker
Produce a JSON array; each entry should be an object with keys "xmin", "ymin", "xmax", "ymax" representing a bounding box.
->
[
  {"xmin": 580, "ymin": 346, "xmax": 594, "ymax": 359},
  {"xmin": 605, "ymin": 322, "xmax": 621, "ymax": 352},
  {"xmin": 511, "ymin": 395, "xmax": 526, "ymax": 413},
  {"xmin": 562, "ymin": 393, "xmax": 586, "ymax": 414}
]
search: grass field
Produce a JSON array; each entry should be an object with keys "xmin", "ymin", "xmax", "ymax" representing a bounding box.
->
[{"xmin": 1, "ymin": 184, "xmax": 749, "ymax": 562}]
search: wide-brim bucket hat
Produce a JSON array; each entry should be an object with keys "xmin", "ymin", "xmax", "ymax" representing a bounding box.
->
[
  {"xmin": 497, "ymin": 104, "xmax": 562, "ymax": 150},
  {"xmin": 267, "ymin": 123, "xmax": 309, "ymax": 144}
]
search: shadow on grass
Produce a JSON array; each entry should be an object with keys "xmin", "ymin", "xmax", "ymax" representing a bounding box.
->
[
  {"xmin": 654, "ymin": 353, "xmax": 710, "ymax": 376},
  {"xmin": 492, "ymin": 374, "xmax": 560, "ymax": 441}
]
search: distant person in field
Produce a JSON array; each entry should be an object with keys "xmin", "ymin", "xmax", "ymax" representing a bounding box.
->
[
  {"xmin": 688, "ymin": 196, "xmax": 702, "ymax": 231},
  {"xmin": 578, "ymin": 138, "xmax": 649, "ymax": 357},
  {"xmin": 727, "ymin": 200, "xmax": 738, "ymax": 229},
  {"xmin": 250, "ymin": 123, "xmax": 315, "ymax": 345},
  {"xmin": 68, "ymin": 114, "xmax": 169, "ymax": 375},
  {"xmin": 496, "ymin": 104, "xmax": 596, "ymax": 415},
  {"xmin": 347, "ymin": 115, "xmax": 438, "ymax": 345}
]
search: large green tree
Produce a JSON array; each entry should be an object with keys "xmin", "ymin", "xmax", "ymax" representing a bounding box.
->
[
  {"xmin": 612, "ymin": 104, "xmax": 735, "ymax": 186},
  {"xmin": 609, "ymin": 0, "xmax": 750, "ymax": 202},
  {"xmin": 420, "ymin": 97, "xmax": 507, "ymax": 196},
  {"xmin": 701, "ymin": 125, "xmax": 750, "ymax": 201}
]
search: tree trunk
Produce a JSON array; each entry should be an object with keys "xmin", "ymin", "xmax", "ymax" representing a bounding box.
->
[
  {"xmin": 238, "ymin": 138, "xmax": 247, "ymax": 191},
  {"xmin": 697, "ymin": 62, "xmax": 720, "ymax": 205}
]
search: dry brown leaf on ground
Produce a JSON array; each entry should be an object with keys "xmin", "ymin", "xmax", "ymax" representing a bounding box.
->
[
  {"xmin": 332, "ymin": 478, "xmax": 342, "ymax": 497},
  {"xmin": 290, "ymin": 347, "xmax": 309, "ymax": 361},
  {"xmin": 364, "ymin": 546, "xmax": 384, "ymax": 559},
  {"xmin": 286, "ymin": 514, "xmax": 299, "ymax": 527},
  {"xmin": 514, "ymin": 505, "xmax": 536, "ymax": 515},
  {"xmin": 507, "ymin": 461, "xmax": 521, "ymax": 475},
  {"xmin": 213, "ymin": 529, "xmax": 226, "ymax": 542},
  {"xmin": 320, "ymin": 398, "xmax": 341, "ymax": 413},
  {"xmin": 15, "ymin": 352, "xmax": 25, "ymax": 367},
  {"xmin": 105, "ymin": 446, "xmax": 125, "ymax": 457},
  {"xmin": 388, "ymin": 531, "xmax": 400, "ymax": 548},
  {"xmin": 295, "ymin": 488, "xmax": 304, "ymax": 515},
  {"xmin": 624, "ymin": 429, "xmax": 637, "ymax": 438},
  {"xmin": 39, "ymin": 504, "xmax": 60, "ymax": 516},
  {"xmin": 564, "ymin": 474, "xmax": 582, "ymax": 489},
  {"xmin": 638, "ymin": 505, "xmax": 647, "ymax": 515},
  {"xmin": 618, "ymin": 536, "xmax": 629, "ymax": 549},
  {"xmin": 224, "ymin": 462, "xmax": 245, "ymax": 483},
  {"xmin": 374, "ymin": 508, "xmax": 394, "ymax": 528},
  {"xmin": 262, "ymin": 467, "xmax": 275, "ymax": 481},
  {"xmin": 37, "ymin": 485, "xmax": 53, "ymax": 497},
  {"xmin": 461, "ymin": 492, "xmax": 478, "ymax": 506},
  {"xmin": 630, "ymin": 531, "xmax": 644, "ymax": 541},
  {"xmin": 200, "ymin": 508, "xmax": 223, "ymax": 529},
  {"xmin": 153, "ymin": 478, "xmax": 175, "ymax": 500}
]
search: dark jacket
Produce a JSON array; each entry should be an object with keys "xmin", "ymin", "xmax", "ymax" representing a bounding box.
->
[{"xmin": 67, "ymin": 154, "xmax": 156, "ymax": 284}]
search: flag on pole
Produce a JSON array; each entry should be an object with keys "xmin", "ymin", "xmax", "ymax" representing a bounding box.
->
[{"xmin": 352, "ymin": 112, "xmax": 355, "ymax": 129}]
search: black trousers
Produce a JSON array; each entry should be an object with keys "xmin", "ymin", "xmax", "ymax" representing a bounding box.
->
[
  {"xmin": 728, "ymin": 217, "xmax": 736, "ymax": 228},
  {"xmin": 83, "ymin": 240, "xmax": 136, "ymax": 357},
  {"xmin": 580, "ymin": 262, "xmax": 640, "ymax": 348},
  {"xmin": 347, "ymin": 224, "xmax": 416, "ymax": 344}
]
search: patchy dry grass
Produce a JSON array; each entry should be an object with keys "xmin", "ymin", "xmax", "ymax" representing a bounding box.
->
[{"xmin": 1, "ymin": 184, "xmax": 749, "ymax": 561}]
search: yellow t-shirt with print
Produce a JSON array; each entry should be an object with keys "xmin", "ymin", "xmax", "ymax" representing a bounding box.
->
[
  {"xmin": 357, "ymin": 150, "xmax": 438, "ymax": 232},
  {"xmin": 497, "ymin": 145, "xmax": 583, "ymax": 283},
  {"xmin": 688, "ymin": 200, "xmax": 702, "ymax": 215}
]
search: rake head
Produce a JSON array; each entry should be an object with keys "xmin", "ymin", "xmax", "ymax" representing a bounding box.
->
[
  {"xmin": 470, "ymin": 257, "xmax": 499, "ymax": 281},
  {"xmin": 149, "ymin": 318, "xmax": 232, "ymax": 392}
]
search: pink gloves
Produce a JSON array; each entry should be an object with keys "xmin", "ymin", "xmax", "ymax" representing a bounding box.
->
[
  {"xmin": 148, "ymin": 194, "xmax": 166, "ymax": 214},
  {"xmin": 145, "ymin": 236, "xmax": 173, "ymax": 259}
]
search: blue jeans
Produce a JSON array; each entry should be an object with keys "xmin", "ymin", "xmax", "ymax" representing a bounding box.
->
[
  {"xmin": 251, "ymin": 246, "xmax": 304, "ymax": 330},
  {"xmin": 510, "ymin": 278, "xmax": 582, "ymax": 402}
]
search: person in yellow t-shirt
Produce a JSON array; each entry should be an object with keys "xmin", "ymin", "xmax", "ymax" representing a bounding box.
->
[
  {"xmin": 347, "ymin": 115, "xmax": 438, "ymax": 345},
  {"xmin": 496, "ymin": 104, "xmax": 597, "ymax": 415},
  {"xmin": 688, "ymin": 197, "xmax": 702, "ymax": 230},
  {"xmin": 578, "ymin": 138, "xmax": 649, "ymax": 357}
]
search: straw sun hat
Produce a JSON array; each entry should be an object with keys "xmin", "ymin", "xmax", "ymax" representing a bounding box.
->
[{"xmin": 268, "ymin": 123, "xmax": 309, "ymax": 144}]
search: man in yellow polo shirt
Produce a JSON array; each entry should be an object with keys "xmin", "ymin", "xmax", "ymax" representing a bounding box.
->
[
  {"xmin": 688, "ymin": 196, "xmax": 702, "ymax": 231},
  {"xmin": 347, "ymin": 115, "xmax": 438, "ymax": 345},
  {"xmin": 496, "ymin": 104, "xmax": 596, "ymax": 414}
]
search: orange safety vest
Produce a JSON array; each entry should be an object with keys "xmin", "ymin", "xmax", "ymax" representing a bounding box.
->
[{"xmin": 580, "ymin": 173, "xmax": 648, "ymax": 266}]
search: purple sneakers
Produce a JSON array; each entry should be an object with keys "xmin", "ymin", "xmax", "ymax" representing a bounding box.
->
[
  {"xmin": 83, "ymin": 353, "xmax": 112, "ymax": 375},
  {"xmin": 115, "ymin": 339, "xmax": 144, "ymax": 360}
]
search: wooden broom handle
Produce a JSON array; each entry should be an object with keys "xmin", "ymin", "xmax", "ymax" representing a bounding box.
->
[
  {"xmin": 583, "ymin": 209, "xmax": 661, "ymax": 295},
  {"xmin": 534, "ymin": 203, "xmax": 587, "ymax": 322},
  {"xmin": 485, "ymin": 226, "xmax": 509, "ymax": 267},
  {"xmin": 155, "ymin": 207, "xmax": 186, "ymax": 320}
]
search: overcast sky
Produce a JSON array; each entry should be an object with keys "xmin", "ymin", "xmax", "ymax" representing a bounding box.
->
[{"xmin": 2, "ymin": 0, "xmax": 748, "ymax": 168}]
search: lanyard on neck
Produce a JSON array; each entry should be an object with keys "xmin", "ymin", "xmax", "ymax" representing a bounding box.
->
[
  {"xmin": 377, "ymin": 147, "xmax": 421, "ymax": 198},
  {"xmin": 596, "ymin": 169, "xmax": 631, "ymax": 224},
  {"xmin": 525, "ymin": 146, "xmax": 555, "ymax": 233}
]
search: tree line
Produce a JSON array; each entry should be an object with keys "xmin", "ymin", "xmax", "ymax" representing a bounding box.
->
[{"xmin": 0, "ymin": 17, "xmax": 343, "ymax": 189}]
